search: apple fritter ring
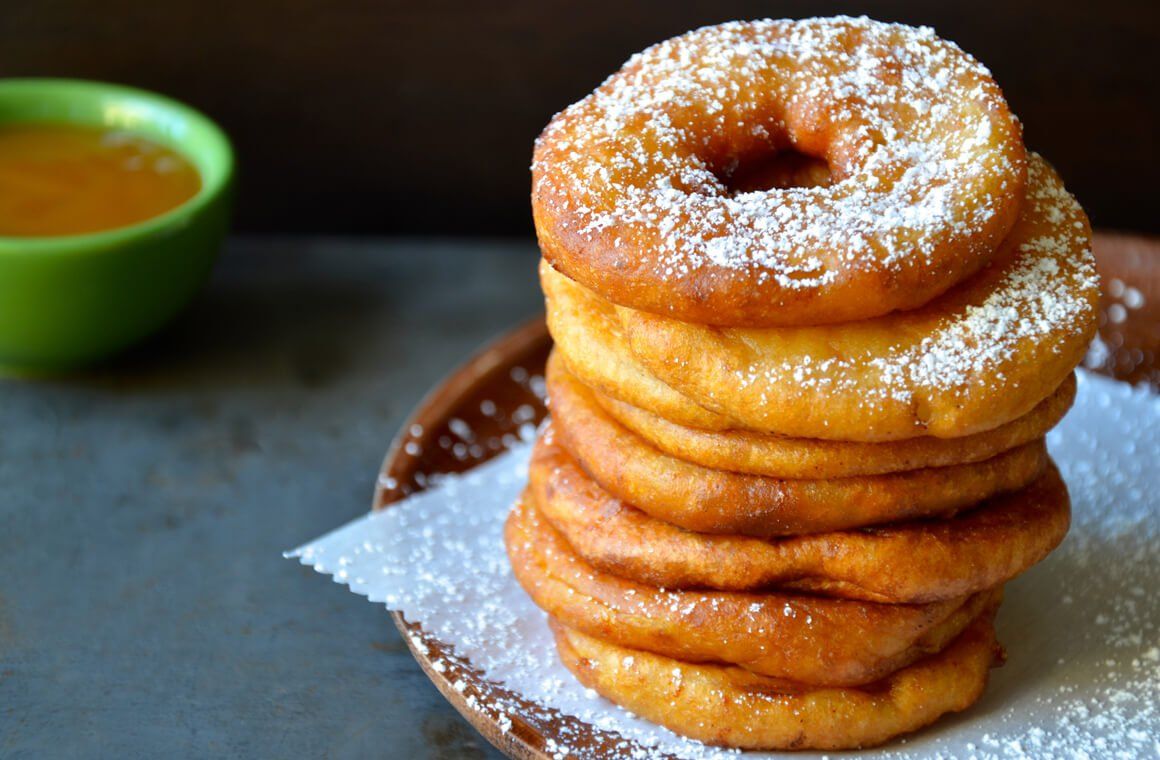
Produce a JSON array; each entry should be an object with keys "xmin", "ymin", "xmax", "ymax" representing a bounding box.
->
[
  {"xmin": 529, "ymin": 434, "xmax": 1069, "ymax": 602},
  {"xmin": 545, "ymin": 342, "xmax": 1075, "ymax": 478},
  {"xmin": 614, "ymin": 156, "xmax": 1099, "ymax": 441},
  {"xmin": 595, "ymin": 371, "xmax": 1074, "ymax": 479},
  {"xmin": 533, "ymin": 18, "xmax": 1026, "ymax": 328},
  {"xmin": 550, "ymin": 611, "xmax": 1001, "ymax": 750},
  {"xmin": 542, "ymin": 258, "xmax": 732, "ymax": 432},
  {"xmin": 507, "ymin": 495, "xmax": 1000, "ymax": 686},
  {"xmin": 548, "ymin": 364, "xmax": 1047, "ymax": 537}
]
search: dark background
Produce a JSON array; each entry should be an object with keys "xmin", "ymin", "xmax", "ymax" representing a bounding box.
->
[{"xmin": 3, "ymin": 0, "xmax": 1156, "ymax": 235}]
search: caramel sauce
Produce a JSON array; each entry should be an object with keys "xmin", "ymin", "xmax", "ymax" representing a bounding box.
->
[{"xmin": 0, "ymin": 123, "xmax": 201, "ymax": 237}]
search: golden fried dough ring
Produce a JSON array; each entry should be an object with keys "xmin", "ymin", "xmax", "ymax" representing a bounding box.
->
[
  {"xmin": 593, "ymin": 363, "xmax": 1076, "ymax": 478},
  {"xmin": 551, "ymin": 612, "xmax": 1001, "ymax": 750},
  {"xmin": 597, "ymin": 373, "xmax": 1074, "ymax": 478},
  {"xmin": 507, "ymin": 495, "xmax": 999, "ymax": 686},
  {"xmin": 615, "ymin": 156, "xmax": 1099, "ymax": 441},
  {"xmin": 529, "ymin": 435, "xmax": 1069, "ymax": 602},
  {"xmin": 533, "ymin": 18, "xmax": 1026, "ymax": 327},
  {"xmin": 548, "ymin": 365, "xmax": 1047, "ymax": 537},
  {"xmin": 543, "ymin": 343, "xmax": 1073, "ymax": 478},
  {"xmin": 542, "ymin": 259, "xmax": 732, "ymax": 432}
]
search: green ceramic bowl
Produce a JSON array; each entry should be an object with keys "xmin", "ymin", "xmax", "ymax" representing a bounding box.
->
[{"xmin": 0, "ymin": 78, "xmax": 234, "ymax": 371}]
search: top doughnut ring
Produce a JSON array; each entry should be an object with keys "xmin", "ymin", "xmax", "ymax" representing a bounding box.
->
[{"xmin": 532, "ymin": 17, "xmax": 1027, "ymax": 327}]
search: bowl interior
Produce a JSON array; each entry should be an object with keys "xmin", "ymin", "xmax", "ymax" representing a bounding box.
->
[{"xmin": 0, "ymin": 78, "xmax": 233, "ymax": 248}]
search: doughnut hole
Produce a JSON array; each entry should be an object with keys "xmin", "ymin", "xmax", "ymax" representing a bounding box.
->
[{"xmin": 722, "ymin": 147, "xmax": 833, "ymax": 194}]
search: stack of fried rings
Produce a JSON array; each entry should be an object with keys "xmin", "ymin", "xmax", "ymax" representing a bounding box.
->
[{"xmin": 507, "ymin": 17, "xmax": 1101, "ymax": 752}]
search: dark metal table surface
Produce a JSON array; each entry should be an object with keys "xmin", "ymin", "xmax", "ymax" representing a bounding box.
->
[{"xmin": 0, "ymin": 238, "xmax": 541, "ymax": 759}]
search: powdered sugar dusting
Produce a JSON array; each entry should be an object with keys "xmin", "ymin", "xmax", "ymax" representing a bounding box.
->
[
  {"xmin": 287, "ymin": 371, "xmax": 1158, "ymax": 759},
  {"xmin": 902, "ymin": 160, "xmax": 1097, "ymax": 394},
  {"xmin": 533, "ymin": 16, "xmax": 1023, "ymax": 297},
  {"xmin": 717, "ymin": 156, "xmax": 1098, "ymax": 411}
]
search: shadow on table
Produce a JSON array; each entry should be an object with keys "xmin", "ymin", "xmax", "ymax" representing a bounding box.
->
[
  {"xmin": 79, "ymin": 274, "xmax": 390, "ymax": 391},
  {"xmin": 28, "ymin": 238, "xmax": 542, "ymax": 394}
]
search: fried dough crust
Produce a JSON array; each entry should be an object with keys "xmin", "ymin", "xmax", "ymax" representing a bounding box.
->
[
  {"xmin": 551, "ymin": 611, "xmax": 1001, "ymax": 750},
  {"xmin": 548, "ymin": 365, "xmax": 1047, "ymax": 537},
  {"xmin": 529, "ymin": 433, "xmax": 1069, "ymax": 602},
  {"xmin": 592, "ymin": 361, "xmax": 1075, "ymax": 479},
  {"xmin": 507, "ymin": 495, "xmax": 999, "ymax": 686}
]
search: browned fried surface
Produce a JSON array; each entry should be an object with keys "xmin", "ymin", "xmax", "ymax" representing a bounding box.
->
[
  {"xmin": 548, "ymin": 364, "xmax": 1047, "ymax": 537},
  {"xmin": 551, "ymin": 611, "xmax": 1001, "ymax": 750},
  {"xmin": 506, "ymin": 494, "xmax": 1000, "ymax": 686},
  {"xmin": 530, "ymin": 432, "xmax": 1070, "ymax": 602},
  {"xmin": 593, "ymin": 362, "xmax": 1076, "ymax": 479},
  {"xmin": 542, "ymin": 258, "xmax": 733, "ymax": 432}
]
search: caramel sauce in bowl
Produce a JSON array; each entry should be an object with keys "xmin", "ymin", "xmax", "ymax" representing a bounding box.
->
[
  {"xmin": 0, "ymin": 79, "xmax": 233, "ymax": 370},
  {"xmin": 0, "ymin": 123, "xmax": 202, "ymax": 237}
]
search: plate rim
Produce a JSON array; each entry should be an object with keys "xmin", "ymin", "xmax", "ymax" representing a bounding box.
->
[{"xmin": 373, "ymin": 316, "xmax": 560, "ymax": 760}]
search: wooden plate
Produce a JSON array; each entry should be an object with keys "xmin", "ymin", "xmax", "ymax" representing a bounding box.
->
[
  {"xmin": 1088, "ymin": 232, "xmax": 1160, "ymax": 388},
  {"xmin": 371, "ymin": 233, "xmax": 1159, "ymax": 759},
  {"xmin": 373, "ymin": 318, "xmax": 586, "ymax": 760}
]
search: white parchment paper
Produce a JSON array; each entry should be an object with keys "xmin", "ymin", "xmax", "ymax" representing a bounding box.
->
[{"xmin": 287, "ymin": 371, "xmax": 1159, "ymax": 759}]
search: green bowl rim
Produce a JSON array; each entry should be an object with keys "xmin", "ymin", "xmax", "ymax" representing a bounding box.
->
[{"xmin": 0, "ymin": 77, "xmax": 234, "ymax": 254}]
